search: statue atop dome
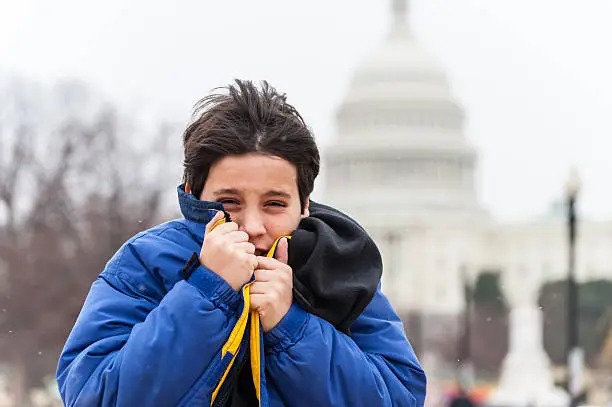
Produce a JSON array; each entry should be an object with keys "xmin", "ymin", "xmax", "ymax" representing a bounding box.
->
[
  {"xmin": 324, "ymin": 0, "xmax": 484, "ymax": 221},
  {"xmin": 392, "ymin": 0, "xmax": 408, "ymax": 28}
]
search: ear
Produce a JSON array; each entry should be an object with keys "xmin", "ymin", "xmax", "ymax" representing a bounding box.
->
[{"xmin": 301, "ymin": 197, "xmax": 310, "ymax": 218}]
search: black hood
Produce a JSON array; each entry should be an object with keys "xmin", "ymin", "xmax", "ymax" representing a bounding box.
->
[{"xmin": 288, "ymin": 201, "xmax": 383, "ymax": 334}]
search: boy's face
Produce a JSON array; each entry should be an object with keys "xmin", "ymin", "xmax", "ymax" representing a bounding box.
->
[{"xmin": 200, "ymin": 153, "xmax": 309, "ymax": 256}]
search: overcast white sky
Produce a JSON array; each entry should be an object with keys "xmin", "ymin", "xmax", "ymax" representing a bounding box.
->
[{"xmin": 2, "ymin": 0, "xmax": 611, "ymax": 222}]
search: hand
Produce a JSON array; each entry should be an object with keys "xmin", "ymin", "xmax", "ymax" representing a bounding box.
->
[
  {"xmin": 250, "ymin": 238, "xmax": 293, "ymax": 333},
  {"xmin": 200, "ymin": 211, "xmax": 257, "ymax": 291}
]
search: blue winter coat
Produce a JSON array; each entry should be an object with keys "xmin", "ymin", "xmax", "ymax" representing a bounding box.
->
[{"xmin": 57, "ymin": 186, "xmax": 426, "ymax": 406}]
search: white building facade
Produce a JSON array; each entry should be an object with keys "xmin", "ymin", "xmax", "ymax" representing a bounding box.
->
[{"xmin": 323, "ymin": 0, "xmax": 612, "ymax": 327}]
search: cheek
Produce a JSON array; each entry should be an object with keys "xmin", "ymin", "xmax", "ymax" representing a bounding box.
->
[{"xmin": 266, "ymin": 213, "xmax": 301, "ymax": 236}]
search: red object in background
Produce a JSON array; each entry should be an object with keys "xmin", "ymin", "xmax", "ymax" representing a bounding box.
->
[{"xmin": 444, "ymin": 384, "xmax": 494, "ymax": 405}]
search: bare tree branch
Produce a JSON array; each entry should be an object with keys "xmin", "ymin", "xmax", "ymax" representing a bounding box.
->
[{"xmin": 0, "ymin": 78, "xmax": 178, "ymax": 398}]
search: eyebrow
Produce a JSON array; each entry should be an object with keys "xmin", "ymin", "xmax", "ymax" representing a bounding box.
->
[
  {"xmin": 212, "ymin": 188, "xmax": 240, "ymax": 196},
  {"xmin": 263, "ymin": 190, "xmax": 292, "ymax": 199},
  {"xmin": 212, "ymin": 188, "xmax": 292, "ymax": 199}
]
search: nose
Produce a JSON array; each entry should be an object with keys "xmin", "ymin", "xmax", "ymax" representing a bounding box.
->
[{"xmin": 238, "ymin": 208, "xmax": 266, "ymax": 239}]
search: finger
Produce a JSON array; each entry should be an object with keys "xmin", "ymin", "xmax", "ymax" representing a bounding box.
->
[
  {"xmin": 249, "ymin": 293, "xmax": 267, "ymax": 313},
  {"xmin": 254, "ymin": 268, "xmax": 274, "ymax": 282},
  {"xmin": 250, "ymin": 281, "xmax": 273, "ymax": 295},
  {"xmin": 250, "ymin": 289, "xmax": 281, "ymax": 311},
  {"xmin": 240, "ymin": 253, "xmax": 258, "ymax": 273},
  {"xmin": 225, "ymin": 230, "xmax": 249, "ymax": 243},
  {"xmin": 254, "ymin": 268, "xmax": 292, "ymax": 289},
  {"xmin": 249, "ymin": 254, "xmax": 258, "ymax": 271},
  {"xmin": 256, "ymin": 256, "xmax": 291, "ymax": 271},
  {"xmin": 235, "ymin": 242, "xmax": 256, "ymax": 255},
  {"xmin": 274, "ymin": 237, "xmax": 289, "ymax": 264},
  {"xmin": 208, "ymin": 221, "xmax": 239, "ymax": 236},
  {"xmin": 205, "ymin": 211, "xmax": 225, "ymax": 234}
]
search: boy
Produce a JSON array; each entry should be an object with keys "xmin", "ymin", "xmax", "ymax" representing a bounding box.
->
[{"xmin": 57, "ymin": 80, "xmax": 426, "ymax": 406}]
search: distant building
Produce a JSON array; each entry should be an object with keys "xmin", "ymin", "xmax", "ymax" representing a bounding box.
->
[{"xmin": 323, "ymin": 0, "xmax": 612, "ymax": 353}]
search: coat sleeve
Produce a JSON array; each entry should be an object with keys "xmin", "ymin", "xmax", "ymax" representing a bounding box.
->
[
  {"xmin": 263, "ymin": 288, "xmax": 427, "ymax": 407},
  {"xmin": 56, "ymin": 241, "xmax": 243, "ymax": 407}
]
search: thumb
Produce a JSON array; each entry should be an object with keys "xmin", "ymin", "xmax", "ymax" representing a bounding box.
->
[
  {"xmin": 205, "ymin": 210, "xmax": 225, "ymax": 234},
  {"xmin": 274, "ymin": 237, "xmax": 289, "ymax": 264}
]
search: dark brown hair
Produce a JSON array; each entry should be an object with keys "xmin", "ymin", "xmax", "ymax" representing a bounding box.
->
[{"xmin": 182, "ymin": 79, "xmax": 320, "ymax": 211}]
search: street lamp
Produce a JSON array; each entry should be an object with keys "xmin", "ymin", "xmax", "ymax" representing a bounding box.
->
[
  {"xmin": 458, "ymin": 264, "xmax": 474, "ymax": 391},
  {"xmin": 565, "ymin": 168, "xmax": 582, "ymax": 407}
]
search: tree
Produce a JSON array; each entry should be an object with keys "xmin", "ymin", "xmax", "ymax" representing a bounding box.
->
[
  {"xmin": 470, "ymin": 271, "xmax": 509, "ymax": 376},
  {"xmin": 539, "ymin": 279, "xmax": 612, "ymax": 367},
  {"xmin": 430, "ymin": 271, "xmax": 510, "ymax": 378},
  {"xmin": 0, "ymin": 78, "xmax": 179, "ymax": 403},
  {"xmin": 472, "ymin": 272, "xmax": 507, "ymax": 308}
]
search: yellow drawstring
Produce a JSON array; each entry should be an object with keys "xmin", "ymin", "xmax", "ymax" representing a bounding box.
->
[
  {"xmin": 249, "ymin": 235, "xmax": 291, "ymax": 403},
  {"xmin": 209, "ymin": 211, "xmax": 291, "ymax": 406}
]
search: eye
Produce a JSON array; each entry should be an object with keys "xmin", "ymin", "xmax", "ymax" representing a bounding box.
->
[
  {"xmin": 265, "ymin": 201, "xmax": 287, "ymax": 208},
  {"xmin": 218, "ymin": 198, "xmax": 240, "ymax": 207}
]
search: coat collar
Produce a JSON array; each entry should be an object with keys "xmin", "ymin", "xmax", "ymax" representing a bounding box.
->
[{"xmin": 177, "ymin": 184, "xmax": 224, "ymax": 224}]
